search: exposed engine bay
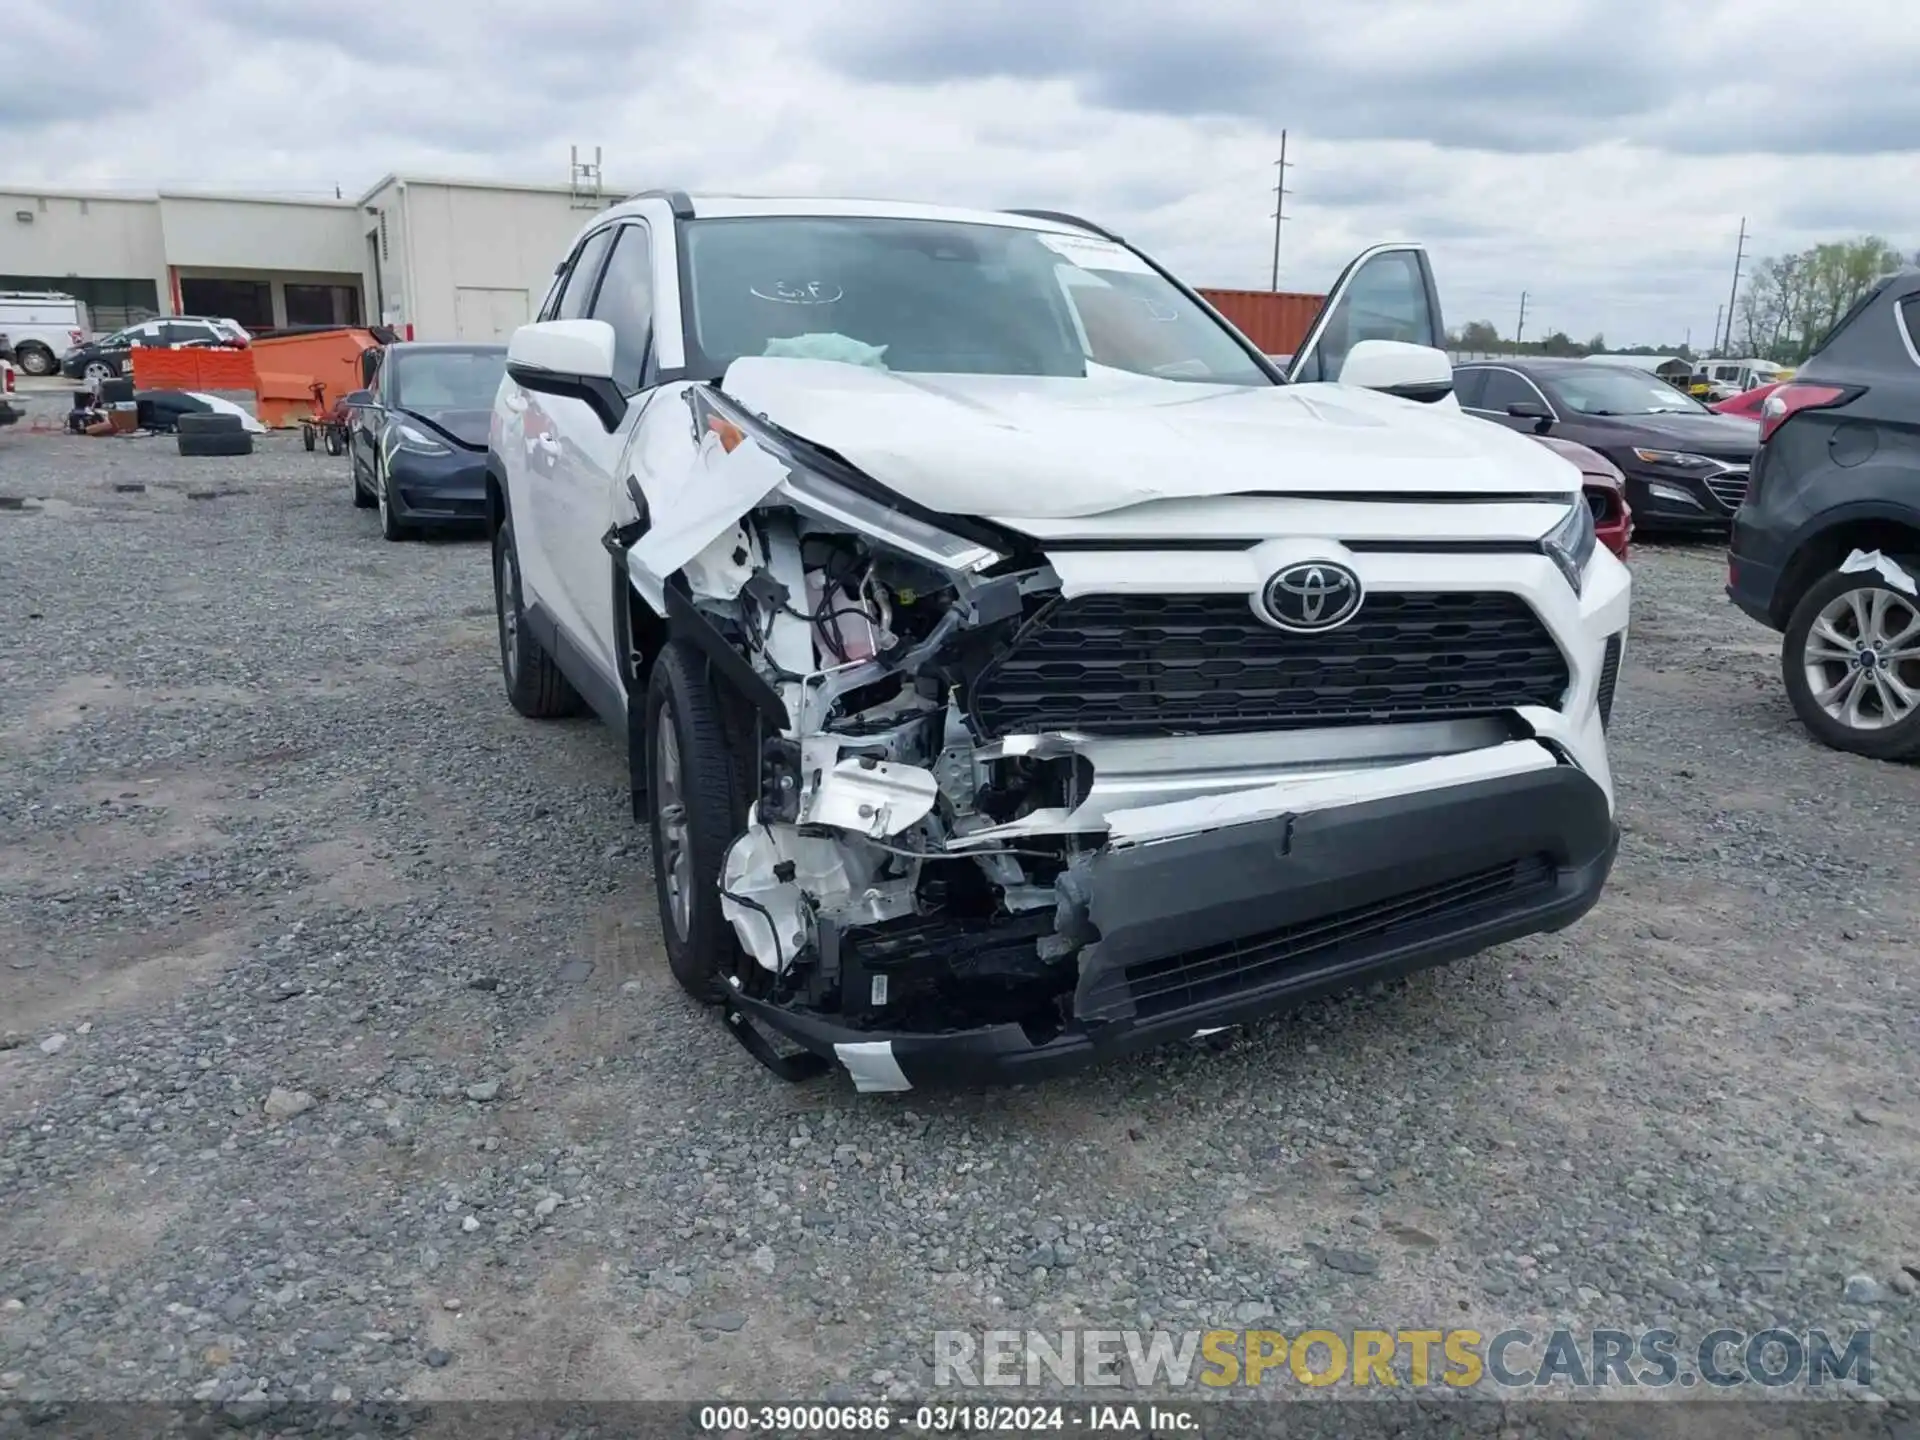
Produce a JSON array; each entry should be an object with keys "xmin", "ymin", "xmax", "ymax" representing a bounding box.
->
[{"xmin": 657, "ymin": 391, "xmax": 1101, "ymax": 1043}]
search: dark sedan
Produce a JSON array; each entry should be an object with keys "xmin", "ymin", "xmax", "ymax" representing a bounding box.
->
[
  {"xmin": 346, "ymin": 343, "xmax": 505, "ymax": 541},
  {"xmin": 1454, "ymin": 358, "xmax": 1759, "ymax": 534}
]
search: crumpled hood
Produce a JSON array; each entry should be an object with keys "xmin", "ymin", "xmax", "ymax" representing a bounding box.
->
[
  {"xmin": 719, "ymin": 357, "xmax": 1579, "ymax": 522},
  {"xmin": 399, "ymin": 406, "xmax": 490, "ymax": 451}
]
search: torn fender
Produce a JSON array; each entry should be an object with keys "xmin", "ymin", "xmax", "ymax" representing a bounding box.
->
[{"xmin": 629, "ymin": 431, "xmax": 790, "ymax": 599}]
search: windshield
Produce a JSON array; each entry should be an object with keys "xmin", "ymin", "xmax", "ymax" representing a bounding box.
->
[
  {"xmin": 681, "ymin": 216, "xmax": 1272, "ymax": 385},
  {"xmin": 391, "ymin": 349, "xmax": 505, "ymax": 410},
  {"xmin": 1547, "ymin": 367, "xmax": 1708, "ymax": 417}
]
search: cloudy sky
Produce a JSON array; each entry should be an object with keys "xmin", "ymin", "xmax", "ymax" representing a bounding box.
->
[{"xmin": 7, "ymin": 0, "xmax": 1916, "ymax": 345}]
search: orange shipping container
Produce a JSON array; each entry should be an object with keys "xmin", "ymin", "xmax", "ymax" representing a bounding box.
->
[{"xmin": 1197, "ymin": 289, "xmax": 1324, "ymax": 357}]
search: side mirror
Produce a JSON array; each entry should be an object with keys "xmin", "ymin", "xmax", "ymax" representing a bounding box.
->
[
  {"xmin": 342, "ymin": 389, "xmax": 373, "ymax": 408},
  {"xmin": 1336, "ymin": 340, "xmax": 1454, "ymax": 403},
  {"xmin": 1506, "ymin": 400, "xmax": 1553, "ymax": 432},
  {"xmin": 506, "ymin": 319, "xmax": 623, "ymax": 432}
]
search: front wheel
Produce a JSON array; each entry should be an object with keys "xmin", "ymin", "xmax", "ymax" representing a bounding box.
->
[
  {"xmin": 647, "ymin": 641, "xmax": 746, "ymax": 1003},
  {"xmin": 83, "ymin": 360, "xmax": 116, "ymax": 384},
  {"xmin": 1781, "ymin": 561, "xmax": 1920, "ymax": 760},
  {"xmin": 493, "ymin": 516, "xmax": 582, "ymax": 719},
  {"xmin": 376, "ymin": 455, "xmax": 410, "ymax": 541},
  {"xmin": 15, "ymin": 344, "xmax": 55, "ymax": 377}
]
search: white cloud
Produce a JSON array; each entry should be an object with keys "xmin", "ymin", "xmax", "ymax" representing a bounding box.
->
[{"xmin": 3, "ymin": 0, "xmax": 1915, "ymax": 343}]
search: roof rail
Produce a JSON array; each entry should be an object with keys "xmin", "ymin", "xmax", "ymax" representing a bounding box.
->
[
  {"xmin": 1004, "ymin": 208, "xmax": 1122, "ymax": 242},
  {"xmin": 626, "ymin": 188, "xmax": 694, "ymax": 218}
]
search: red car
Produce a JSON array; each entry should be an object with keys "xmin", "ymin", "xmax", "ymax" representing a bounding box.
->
[
  {"xmin": 1710, "ymin": 381, "xmax": 1783, "ymax": 420},
  {"xmin": 1531, "ymin": 434, "xmax": 1632, "ymax": 560}
]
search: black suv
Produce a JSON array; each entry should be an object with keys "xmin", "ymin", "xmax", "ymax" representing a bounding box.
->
[{"xmin": 1727, "ymin": 268, "xmax": 1920, "ymax": 759}]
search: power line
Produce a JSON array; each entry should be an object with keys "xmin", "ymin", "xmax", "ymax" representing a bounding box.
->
[
  {"xmin": 1720, "ymin": 217, "xmax": 1747, "ymax": 354},
  {"xmin": 1269, "ymin": 131, "xmax": 1293, "ymax": 291}
]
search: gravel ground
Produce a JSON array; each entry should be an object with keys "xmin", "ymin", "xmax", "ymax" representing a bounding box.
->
[{"xmin": 0, "ymin": 419, "xmax": 1916, "ymax": 1421}]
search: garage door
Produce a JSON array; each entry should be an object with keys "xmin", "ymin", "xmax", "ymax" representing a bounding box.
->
[{"xmin": 454, "ymin": 287, "xmax": 530, "ymax": 342}]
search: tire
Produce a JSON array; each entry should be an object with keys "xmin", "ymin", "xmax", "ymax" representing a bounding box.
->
[
  {"xmin": 177, "ymin": 412, "xmax": 242, "ymax": 436},
  {"xmin": 350, "ymin": 455, "xmax": 374, "ymax": 508},
  {"xmin": 15, "ymin": 343, "xmax": 55, "ymax": 377},
  {"xmin": 493, "ymin": 516, "xmax": 581, "ymax": 720},
  {"xmin": 83, "ymin": 359, "xmax": 118, "ymax": 384},
  {"xmin": 324, "ymin": 427, "xmax": 344, "ymax": 457},
  {"xmin": 646, "ymin": 640, "xmax": 748, "ymax": 1003},
  {"xmin": 375, "ymin": 454, "xmax": 410, "ymax": 541},
  {"xmin": 303, "ymin": 426, "xmax": 316, "ymax": 452},
  {"xmin": 1781, "ymin": 560, "xmax": 1920, "ymax": 761},
  {"xmin": 176, "ymin": 431, "xmax": 252, "ymax": 457}
]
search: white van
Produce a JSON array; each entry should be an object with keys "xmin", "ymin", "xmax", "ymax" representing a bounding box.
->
[
  {"xmin": 0, "ymin": 292, "xmax": 92, "ymax": 377},
  {"xmin": 1693, "ymin": 357, "xmax": 1786, "ymax": 400}
]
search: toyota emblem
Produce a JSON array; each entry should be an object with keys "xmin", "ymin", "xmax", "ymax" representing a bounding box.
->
[{"xmin": 1259, "ymin": 561, "xmax": 1364, "ymax": 632}]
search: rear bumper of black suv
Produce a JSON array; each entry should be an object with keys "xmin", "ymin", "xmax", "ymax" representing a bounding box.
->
[{"xmin": 733, "ymin": 762, "xmax": 1618, "ymax": 1091}]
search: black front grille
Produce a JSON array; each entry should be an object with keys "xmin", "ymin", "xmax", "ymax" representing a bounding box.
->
[
  {"xmin": 1703, "ymin": 468, "xmax": 1749, "ymax": 511},
  {"xmin": 1094, "ymin": 855, "xmax": 1557, "ymax": 1020},
  {"xmin": 969, "ymin": 591, "xmax": 1570, "ymax": 738},
  {"xmin": 1597, "ymin": 633, "xmax": 1624, "ymax": 728}
]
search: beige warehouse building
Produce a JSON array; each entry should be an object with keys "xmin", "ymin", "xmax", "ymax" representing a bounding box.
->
[{"xmin": 0, "ymin": 173, "xmax": 624, "ymax": 339}]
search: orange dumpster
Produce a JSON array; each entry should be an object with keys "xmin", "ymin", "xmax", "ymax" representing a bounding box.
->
[{"xmin": 249, "ymin": 328, "xmax": 384, "ymax": 429}]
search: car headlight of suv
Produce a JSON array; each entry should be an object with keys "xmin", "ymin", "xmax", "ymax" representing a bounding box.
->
[
  {"xmin": 1630, "ymin": 447, "xmax": 1715, "ymax": 468},
  {"xmin": 392, "ymin": 421, "xmax": 450, "ymax": 457},
  {"xmin": 1540, "ymin": 496, "xmax": 1597, "ymax": 595}
]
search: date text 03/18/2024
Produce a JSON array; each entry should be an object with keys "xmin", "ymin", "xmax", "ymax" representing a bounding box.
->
[{"xmin": 696, "ymin": 1403, "xmax": 1190, "ymax": 1433}]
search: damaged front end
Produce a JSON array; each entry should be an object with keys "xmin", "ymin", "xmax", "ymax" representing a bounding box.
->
[{"xmin": 627, "ymin": 388, "xmax": 1617, "ymax": 1092}]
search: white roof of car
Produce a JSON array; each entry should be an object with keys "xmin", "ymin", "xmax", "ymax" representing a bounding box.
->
[{"xmin": 609, "ymin": 193, "xmax": 1095, "ymax": 235}]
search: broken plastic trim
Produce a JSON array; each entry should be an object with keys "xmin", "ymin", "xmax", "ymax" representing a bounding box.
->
[{"xmin": 1840, "ymin": 548, "xmax": 1918, "ymax": 597}]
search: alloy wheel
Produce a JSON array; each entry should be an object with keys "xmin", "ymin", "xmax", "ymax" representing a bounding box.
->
[
  {"xmin": 655, "ymin": 719, "xmax": 693, "ymax": 941},
  {"xmin": 1803, "ymin": 585, "xmax": 1920, "ymax": 730},
  {"xmin": 497, "ymin": 541, "xmax": 520, "ymax": 685}
]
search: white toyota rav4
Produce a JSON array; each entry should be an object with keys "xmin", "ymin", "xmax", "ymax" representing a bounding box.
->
[{"xmin": 487, "ymin": 193, "xmax": 1628, "ymax": 1091}]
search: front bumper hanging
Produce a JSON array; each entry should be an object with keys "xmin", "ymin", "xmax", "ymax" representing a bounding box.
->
[{"xmin": 730, "ymin": 760, "xmax": 1617, "ymax": 1090}]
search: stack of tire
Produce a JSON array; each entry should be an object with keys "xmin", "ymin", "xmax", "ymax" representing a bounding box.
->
[{"xmin": 176, "ymin": 412, "xmax": 253, "ymax": 458}]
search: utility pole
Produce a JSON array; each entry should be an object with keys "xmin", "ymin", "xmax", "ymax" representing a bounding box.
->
[
  {"xmin": 1721, "ymin": 217, "xmax": 1747, "ymax": 354},
  {"xmin": 1269, "ymin": 131, "xmax": 1293, "ymax": 291},
  {"xmin": 1712, "ymin": 304, "xmax": 1723, "ymax": 357},
  {"xmin": 1515, "ymin": 291, "xmax": 1529, "ymax": 346}
]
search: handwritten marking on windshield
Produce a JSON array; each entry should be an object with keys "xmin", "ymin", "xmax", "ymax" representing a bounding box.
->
[{"xmin": 750, "ymin": 280, "xmax": 844, "ymax": 305}]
